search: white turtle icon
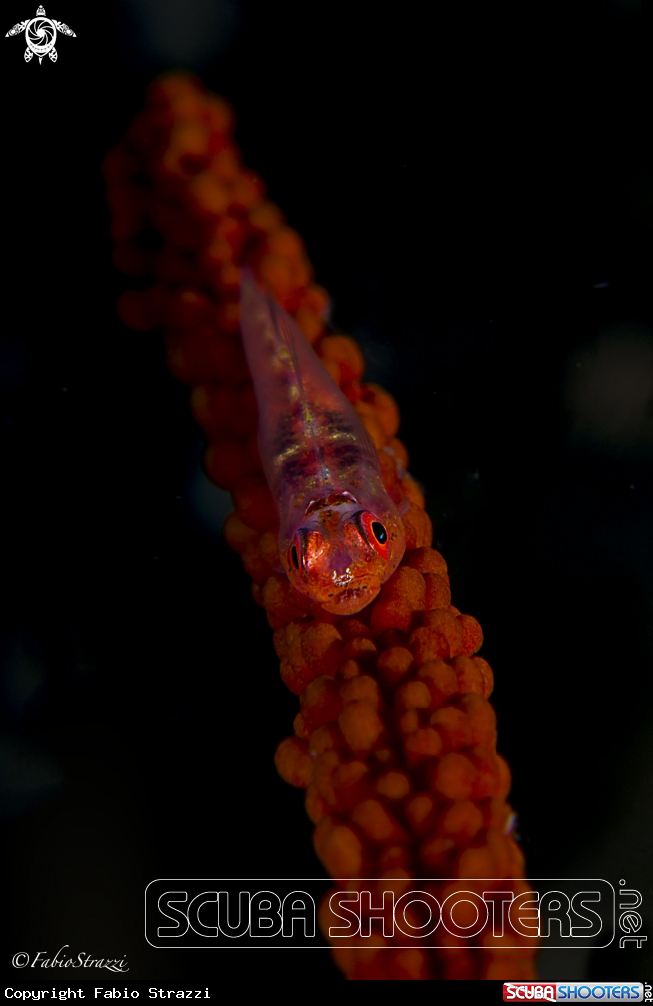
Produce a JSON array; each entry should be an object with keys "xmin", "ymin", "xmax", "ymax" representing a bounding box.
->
[{"xmin": 5, "ymin": 5, "xmax": 76, "ymax": 64}]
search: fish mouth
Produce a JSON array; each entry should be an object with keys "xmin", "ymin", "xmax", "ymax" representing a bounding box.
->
[{"xmin": 321, "ymin": 580, "xmax": 381, "ymax": 616}]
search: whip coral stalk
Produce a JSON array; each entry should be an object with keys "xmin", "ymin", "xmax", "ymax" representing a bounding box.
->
[{"xmin": 104, "ymin": 72, "xmax": 537, "ymax": 981}]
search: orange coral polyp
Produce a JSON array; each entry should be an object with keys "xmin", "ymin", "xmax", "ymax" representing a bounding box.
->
[{"xmin": 105, "ymin": 71, "xmax": 536, "ymax": 982}]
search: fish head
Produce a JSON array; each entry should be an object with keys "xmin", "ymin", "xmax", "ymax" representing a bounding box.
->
[{"xmin": 282, "ymin": 502, "xmax": 406, "ymax": 615}]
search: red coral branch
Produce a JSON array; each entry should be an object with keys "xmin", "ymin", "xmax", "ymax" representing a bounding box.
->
[{"xmin": 104, "ymin": 71, "xmax": 537, "ymax": 982}]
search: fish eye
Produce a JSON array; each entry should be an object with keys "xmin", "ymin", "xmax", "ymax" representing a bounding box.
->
[
  {"xmin": 371, "ymin": 521, "xmax": 387, "ymax": 544},
  {"xmin": 289, "ymin": 528, "xmax": 323, "ymax": 574},
  {"xmin": 355, "ymin": 512, "xmax": 390, "ymax": 558}
]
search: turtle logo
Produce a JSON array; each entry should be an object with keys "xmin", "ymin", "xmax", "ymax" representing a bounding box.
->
[{"xmin": 5, "ymin": 5, "xmax": 76, "ymax": 63}]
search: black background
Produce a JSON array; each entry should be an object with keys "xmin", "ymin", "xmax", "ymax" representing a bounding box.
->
[{"xmin": 0, "ymin": 0, "xmax": 651, "ymax": 983}]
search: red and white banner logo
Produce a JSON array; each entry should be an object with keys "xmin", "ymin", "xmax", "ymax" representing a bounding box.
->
[{"xmin": 503, "ymin": 984, "xmax": 644, "ymax": 1002}]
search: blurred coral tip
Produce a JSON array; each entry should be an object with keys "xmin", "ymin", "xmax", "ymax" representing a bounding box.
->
[{"xmin": 104, "ymin": 71, "xmax": 536, "ymax": 982}]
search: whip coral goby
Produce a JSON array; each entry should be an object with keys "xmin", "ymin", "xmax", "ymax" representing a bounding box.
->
[
  {"xmin": 239, "ymin": 268, "xmax": 406, "ymax": 614},
  {"xmin": 104, "ymin": 72, "xmax": 538, "ymax": 981}
]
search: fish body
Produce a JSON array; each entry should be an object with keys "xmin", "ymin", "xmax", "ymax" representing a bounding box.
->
[{"xmin": 239, "ymin": 268, "xmax": 406, "ymax": 614}]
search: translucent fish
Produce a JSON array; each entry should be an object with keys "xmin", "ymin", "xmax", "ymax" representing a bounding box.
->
[{"xmin": 239, "ymin": 268, "xmax": 406, "ymax": 614}]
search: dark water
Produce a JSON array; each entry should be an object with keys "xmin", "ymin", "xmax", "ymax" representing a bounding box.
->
[{"xmin": 0, "ymin": 0, "xmax": 651, "ymax": 983}]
